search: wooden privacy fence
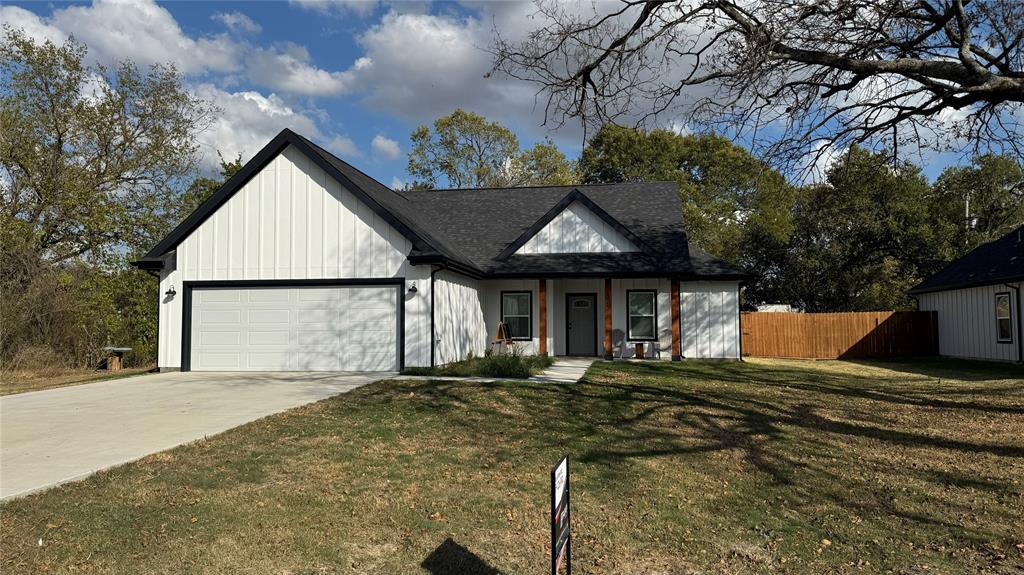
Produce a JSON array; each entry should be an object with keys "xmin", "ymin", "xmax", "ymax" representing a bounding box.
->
[{"xmin": 740, "ymin": 311, "xmax": 938, "ymax": 359}]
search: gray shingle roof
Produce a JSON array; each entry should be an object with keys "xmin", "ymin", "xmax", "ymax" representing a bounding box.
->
[
  {"xmin": 909, "ymin": 225, "xmax": 1024, "ymax": 294},
  {"xmin": 138, "ymin": 129, "xmax": 746, "ymax": 280}
]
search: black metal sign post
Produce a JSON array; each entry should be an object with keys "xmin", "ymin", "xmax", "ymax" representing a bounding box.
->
[{"xmin": 551, "ymin": 455, "xmax": 571, "ymax": 575}]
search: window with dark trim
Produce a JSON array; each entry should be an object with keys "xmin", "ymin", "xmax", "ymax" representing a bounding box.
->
[
  {"xmin": 996, "ymin": 292, "xmax": 1013, "ymax": 342},
  {"xmin": 627, "ymin": 290, "xmax": 657, "ymax": 341},
  {"xmin": 501, "ymin": 291, "xmax": 532, "ymax": 340}
]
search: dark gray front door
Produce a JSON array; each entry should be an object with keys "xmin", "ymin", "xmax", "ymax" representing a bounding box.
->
[{"xmin": 566, "ymin": 294, "xmax": 597, "ymax": 356}]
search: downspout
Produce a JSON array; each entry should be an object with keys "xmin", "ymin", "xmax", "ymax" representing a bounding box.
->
[
  {"xmin": 430, "ymin": 264, "xmax": 444, "ymax": 367},
  {"xmin": 1006, "ymin": 283, "xmax": 1023, "ymax": 364}
]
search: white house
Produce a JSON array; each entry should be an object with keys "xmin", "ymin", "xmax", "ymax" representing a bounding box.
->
[
  {"xmin": 911, "ymin": 225, "xmax": 1023, "ymax": 363},
  {"xmin": 133, "ymin": 129, "xmax": 746, "ymax": 372}
]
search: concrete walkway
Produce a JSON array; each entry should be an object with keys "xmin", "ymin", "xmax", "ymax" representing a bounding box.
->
[
  {"xmin": 0, "ymin": 371, "xmax": 382, "ymax": 500},
  {"xmin": 530, "ymin": 357, "xmax": 595, "ymax": 383}
]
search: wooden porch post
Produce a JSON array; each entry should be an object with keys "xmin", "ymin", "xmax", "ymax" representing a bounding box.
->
[
  {"xmin": 604, "ymin": 278, "xmax": 613, "ymax": 359},
  {"xmin": 671, "ymin": 278, "xmax": 682, "ymax": 361},
  {"xmin": 538, "ymin": 279, "xmax": 548, "ymax": 356}
]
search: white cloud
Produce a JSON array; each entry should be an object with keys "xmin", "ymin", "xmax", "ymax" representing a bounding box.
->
[
  {"xmin": 45, "ymin": 0, "xmax": 241, "ymax": 74},
  {"xmin": 247, "ymin": 43, "xmax": 355, "ymax": 97},
  {"xmin": 327, "ymin": 135, "xmax": 360, "ymax": 158},
  {"xmin": 390, "ymin": 176, "xmax": 406, "ymax": 190},
  {"xmin": 212, "ymin": 11, "xmax": 262, "ymax": 34},
  {"xmin": 342, "ymin": 11, "xmax": 537, "ymax": 125},
  {"xmin": 190, "ymin": 85, "xmax": 356, "ymax": 173},
  {"xmin": 0, "ymin": 6, "xmax": 67, "ymax": 45},
  {"xmin": 371, "ymin": 134, "xmax": 401, "ymax": 160},
  {"xmin": 289, "ymin": 0, "xmax": 382, "ymax": 17}
]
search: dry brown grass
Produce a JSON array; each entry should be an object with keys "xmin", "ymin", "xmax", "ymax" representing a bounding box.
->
[
  {"xmin": 1, "ymin": 358, "xmax": 1021, "ymax": 574},
  {"xmin": 0, "ymin": 367, "xmax": 152, "ymax": 396}
]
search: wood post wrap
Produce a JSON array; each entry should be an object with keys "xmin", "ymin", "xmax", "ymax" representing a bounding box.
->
[
  {"xmin": 604, "ymin": 278, "xmax": 613, "ymax": 359},
  {"xmin": 671, "ymin": 278, "xmax": 682, "ymax": 360},
  {"xmin": 539, "ymin": 279, "xmax": 548, "ymax": 356}
]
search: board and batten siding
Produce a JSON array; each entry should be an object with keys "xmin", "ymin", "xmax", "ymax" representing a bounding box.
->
[
  {"xmin": 157, "ymin": 144, "xmax": 432, "ymax": 369},
  {"xmin": 681, "ymin": 282, "xmax": 741, "ymax": 359},
  {"xmin": 918, "ymin": 282, "xmax": 1021, "ymax": 362},
  {"xmin": 434, "ymin": 270, "xmax": 487, "ymax": 364},
  {"xmin": 515, "ymin": 201, "xmax": 639, "ymax": 254},
  {"xmin": 474, "ymin": 278, "xmax": 739, "ymax": 359}
]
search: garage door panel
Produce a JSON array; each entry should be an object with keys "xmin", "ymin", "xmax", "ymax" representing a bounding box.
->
[
  {"xmin": 196, "ymin": 352, "xmax": 243, "ymax": 369},
  {"xmin": 248, "ymin": 309, "xmax": 291, "ymax": 323},
  {"xmin": 248, "ymin": 330, "xmax": 291, "ymax": 346},
  {"xmin": 199, "ymin": 331, "xmax": 241, "ymax": 346},
  {"xmin": 190, "ymin": 285, "xmax": 398, "ymax": 371}
]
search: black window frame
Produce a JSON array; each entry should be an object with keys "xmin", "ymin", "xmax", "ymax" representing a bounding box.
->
[
  {"xmin": 626, "ymin": 289, "xmax": 658, "ymax": 342},
  {"xmin": 995, "ymin": 292, "xmax": 1013, "ymax": 343},
  {"xmin": 500, "ymin": 290, "xmax": 533, "ymax": 341}
]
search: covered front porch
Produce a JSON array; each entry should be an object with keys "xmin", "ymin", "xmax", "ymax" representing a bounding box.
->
[{"xmin": 480, "ymin": 277, "xmax": 685, "ymax": 360}]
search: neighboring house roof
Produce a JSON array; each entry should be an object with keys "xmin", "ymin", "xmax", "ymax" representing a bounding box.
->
[
  {"xmin": 909, "ymin": 225, "xmax": 1024, "ymax": 294},
  {"xmin": 135, "ymin": 128, "xmax": 746, "ymax": 280}
]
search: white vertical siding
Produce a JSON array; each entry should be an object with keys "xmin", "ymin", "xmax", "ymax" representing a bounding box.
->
[
  {"xmin": 918, "ymin": 283, "xmax": 1020, "ymax": 362},
  {"xmin": 482, "ymin": 279, "xmax": 542, "ymax": 354},
  {"xmin": 680, "ymin": 282, "xmax": 741, "ymax": 359},
  {"xmin": 516, "ymin": 201, "xmax": 639, "ymax": 254},
  {"xmin": 611, "ymin": 278, "xmax": 673, "ymax": 358},
  {"xmin": 434, "ymin": 271, "xmax": 487, "ymax": 364},
  {"xmin": 158, "ymin": 145, "xmax": 432, "ymax": 369}
]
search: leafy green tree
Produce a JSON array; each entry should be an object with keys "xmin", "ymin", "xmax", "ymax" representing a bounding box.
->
[
  {"xmin": 0, "ymin": 28, "xmax": 215, "ymax": 368},
  {"xmin": 579, "ymin": 124, "xmax": 795, "ymax": 302},
  {"xmin": 1, "ymin": 27, "xmax": 216, "ymax": 264},
  {"xmin": 779, "ymin": 147, "xmax": 955, "ymax": 311},
  {"xmin": 177, "ymin": 153, "xmax": 244, "ymax": 220},
  {"xmin": 407, "ymin": 109, "xmax": 576, "ymax": 189},
  {"xmin": 932, "ymin": 155, "xmax": 1024, "ymax": 253}
]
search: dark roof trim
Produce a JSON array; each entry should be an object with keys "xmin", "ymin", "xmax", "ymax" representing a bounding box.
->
[
  {"xmin": 407, "ymin": 253, "xmax": 486, "ymax": 279},
  {"xmin": 486, "ymin": 270, "xmax": 750, "ymax": 280},
  {"xmin": 908, "ymin": 274, "xmax": 1024, "ymax": 295},
  {"xmin": 494, "ymin": 189, "xmax": 651, "ymax": 261},
  {"xmin": 131, "ymin": 258, "xmax": 164, "ymax": 270},
  {"xmin": 140, "ymin": 129, "xmax": 442, "ymax": 262}
]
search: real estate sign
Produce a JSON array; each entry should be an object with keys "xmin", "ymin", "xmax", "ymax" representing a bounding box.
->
[{"xmin": 551, "ymin": 455, "xmax": 571, "ymax": 575}]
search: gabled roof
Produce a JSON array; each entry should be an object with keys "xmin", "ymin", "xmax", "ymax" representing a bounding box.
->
[
  {"xmin": 909, "ymin": 225, "xmax": 1024, "ymax": 294},
  {"xmin": 494, "ymin": 188, "xmax": 648, "ymax": 259},
  {"xmin": 136, "ymin": 128, "xmax": 746, "ymax": 280}
]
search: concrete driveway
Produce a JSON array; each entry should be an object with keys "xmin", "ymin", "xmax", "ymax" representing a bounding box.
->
[{"xmin": 0, "ymin": 371, "xmax": 386, "ymax": 500}]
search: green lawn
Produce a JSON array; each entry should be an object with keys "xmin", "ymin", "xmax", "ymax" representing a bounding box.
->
[{"xmin": 2, "ymin": 358, "xmax": 1022, "ymax": 574}]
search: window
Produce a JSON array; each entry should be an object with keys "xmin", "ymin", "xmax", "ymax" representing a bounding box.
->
[
  {"xmin": 501, "ymin": 292, "xmax": 532, "ymax": 340},
  {"xmin": 627, "ymin": 290, "xmax": 657, "ymax": 341},
  {"xmin": 996, "ymin": 293, "xmax": 1013, "ymax": 342}
]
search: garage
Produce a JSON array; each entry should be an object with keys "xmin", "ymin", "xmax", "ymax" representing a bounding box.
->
[{"xmin": 185, "ymin": 284, "xmax": 400, "ymax": 372}]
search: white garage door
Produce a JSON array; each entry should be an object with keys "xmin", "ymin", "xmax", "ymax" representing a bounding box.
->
[{"xmin": 189, "ymin": 285, "xmax": 398, "ymax": 371}]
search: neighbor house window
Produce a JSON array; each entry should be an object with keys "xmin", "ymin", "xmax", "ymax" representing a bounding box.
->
[
  {"xmin": 996, "ymin": 293, "xmax": 1013, "ymax": 342},
  {"xmin": 627, "ymin": 290, "xmax": 657, "ymax": 341},
  {"xmin": 501, "ymin": 292, "xmax": 532, "ymax": 340}
]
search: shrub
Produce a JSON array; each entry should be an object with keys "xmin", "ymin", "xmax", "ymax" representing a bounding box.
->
[{"xmin": 401, "ymin": 346, "xmax": 555, "ymax": 379}]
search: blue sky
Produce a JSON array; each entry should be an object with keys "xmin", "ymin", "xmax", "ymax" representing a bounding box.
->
[
  {"xmin": 2, "ymin": 0, "xmax": 984, "ymax": 186},
  {"xmin": 3, "ymin": 0, "xmax": 572, "ymax": 188}
]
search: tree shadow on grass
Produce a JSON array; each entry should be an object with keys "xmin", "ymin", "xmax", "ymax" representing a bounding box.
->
[{"xmin": 369, "ymin": 359, "xmax": 1023, "ymax": 545}]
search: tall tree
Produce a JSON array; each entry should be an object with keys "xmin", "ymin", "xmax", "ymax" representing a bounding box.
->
[
  {"xmin": 0, "ymin": 27, "xmax": 216, "ymax": 264},
  {"xmin": 407, "ymin": 109, "xmax": 576, "ymax": 189},
  {"xmin": 580, "ymin": 125, "xmax": 794, "ymax": 300},
  {"xmin": 0, "ymin": 28, "xmax": 215, "ymax": 369},
  {"xmin": 778, "ymin": 147, "xmax": 954, "ymax": 311},
  {"xmin": 932, "ymin": 154, "xmax": 1024, "ymax": 252},
  {"xmin": 177, "ymin": 153, "xmax": 244, "ymax": 220},
  {"xmin": 492, "ymin": 0, "xmax": 1024, "ymax": 170}
]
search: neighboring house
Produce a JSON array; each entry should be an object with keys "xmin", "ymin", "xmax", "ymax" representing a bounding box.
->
[
  {"xmin": 133, "ymin": 129, "xmax": 746, "ymax": 372},
  {"xmin": 910, "ymin": 225, "xmax": 1023, "ymax": 363}
]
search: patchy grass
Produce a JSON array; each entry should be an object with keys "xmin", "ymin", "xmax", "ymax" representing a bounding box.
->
[
  {"xmin": 402, "ymin": 353, "xmax": 555, "ymax": 378},
  {"xmin": 1, "ymin": 358, "xmax": 1022, "ymax": 574},
  {"xmin": 0, "ymin": 367, "xmax": 152, "ymax": 396}
]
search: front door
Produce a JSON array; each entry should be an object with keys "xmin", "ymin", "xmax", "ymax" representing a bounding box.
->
[{"xmin": 566, "ymin": 294, "xmax": 597, "ymax": 356}]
